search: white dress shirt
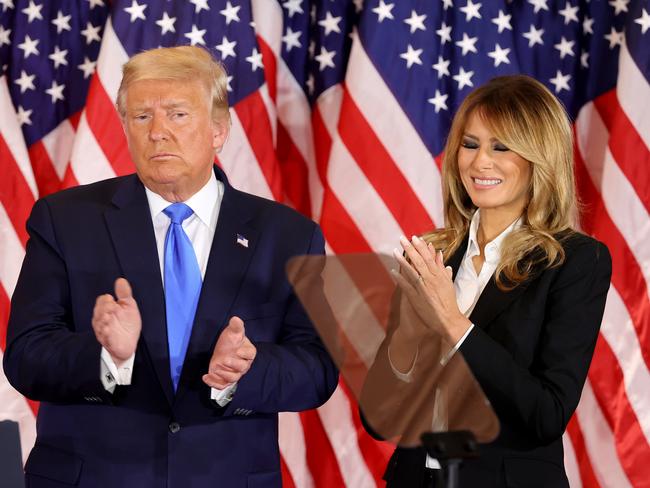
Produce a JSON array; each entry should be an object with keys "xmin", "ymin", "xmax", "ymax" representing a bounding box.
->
[{"xmin": 100, "ymin": 172, "xmax": 235, "ymax": 405}]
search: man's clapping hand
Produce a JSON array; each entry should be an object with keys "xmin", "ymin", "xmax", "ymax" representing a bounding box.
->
[
  {"xmin": 203, "ymin": 316, "xmax": 256, "ymax": 390},
  {"xmin": 92, "ymin": 278, "xmax": 142, "ymax": 366}
]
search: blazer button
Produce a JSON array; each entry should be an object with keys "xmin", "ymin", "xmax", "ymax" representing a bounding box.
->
[{"xmin": 169, "ymin": 422, "xmax": 180, "ymax": 434}]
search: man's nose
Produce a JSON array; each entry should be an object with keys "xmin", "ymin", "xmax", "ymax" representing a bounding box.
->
[{"xmin": 149, "ymin": 113, "xmax": 169, "ymax": 141}]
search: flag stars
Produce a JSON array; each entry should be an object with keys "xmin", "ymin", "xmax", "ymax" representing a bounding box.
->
[
  {"xmin": 523, "ymin": 24, "xmax": 544, "ymax": 47},
  {"xmin": 51, "ymin": 10, "xmax": 72, "ymax": 34},
  {"xmin": 78, "ymin": 56, "xmax": 97, "ymax": 79},
  {"xmin": 282, "ymin": 0, "xmax": 303, "ymax": 18},
  {"xmin": 604, "ymin": 27, "xmax": 624, "ymax": 48},
  {"xmin": 583, "ymin": 16, "xmax": 594, "ymax": 35},
  {"xmin": 45, "ymin": 80, "xmax": 65, "ymax": 103},
  {"xmin": 404, "ymin": 10, "xmax": 426, "ymax": 34},
  {"xmin": 528, "ymin": 0, "xmax": 549, "ymax": 14},
  {"xmin": 21, "ymin": 0, "xmax": 42, "ymax": 23},
  {"xmin": 245, "ymin": 48, "xmax": 263, "ymax": 71},
  {"xmin": 17, "ymin": 105, "xmax": 33, "ymax": 126},
  {"xmin": 156, "ymin": 12, "xmax": 176, "ymax": 35},
  {"xmin": 190, "ymin": 0, "xmax": 210, "ymax": 14},
  {"xmin": 49, "ymin": 46, "xmax": 69, "ymax": 69},
  {"xmin": 226, "ymin": 75, "xmax": 233, "ymax": 92},
  {"xmin": 634, "ymin": 9, "xmax": 650, "ymax": 34},
  {"xmin": 580, "ymin": 51, "xmax": 589, "ymax": 68},
  {"xmin": 86, "ymin": 0, "xmax": 104, "ymax": 9},
  {"xmin": 14, "ymin": 70, "xmax": 35, "ymax": 93},
  {"xmin": 488, "ymin": 43, "xmax": 511, "ymax": 66},
  {"xmin": 428, "ymin": 90, "xmax": 448, "ymax": 113},
  {"xmin": 216, "ymin": 36, "xmax": 237, "ymax": 59},
  {"xmin": 81, "ymin": 22, "xmax": 101, "ymax": 44},
  {"xmin": 432, "ymin": 55, "xmax": 450, "ymax": 78},
  {"xmin": 455, "ymin": 33, "xmax": 478, "ymax": 55},
  {"xmin": 220, "ymin": 1, "xmax": 241, "ymax": 25},
  {"xmin": 442, "ymin": 0, "xmax": 453, "ymax": 9},
  {"xmin": 0, "ymin": 25, "xmax": 10, "ymax": 47},
  {"xmin": 282, "ymin": 27, "xmax": 302, "ymax": 52},
  {"xmin": 491, "ymin": 10, "xmax": 512, "ymax": 33},
  {"xmin": 609, "ymin": 0, "xmax": 629, "ymax": 15},
  {"xmin": 459, "ymin": 0, "xmax": 482, "ymax": 22},
  {"xmin": 124, "ymin": 0, "xmax": 147, "ymax": 22},
  {"xmin": 314, "ymin": 46, "xmax": 336, "ymax": 71},
  {"xmin": 372, "ymin": 1, "xmax": 394, "ymax": 23},
  {"xmin": 549, "ymin": 70, "xmax": 571, "ymax": 93},
  {"xmin": 17, "ymin": 34, "xmax": 39, "ymax": 58},
  {"xmin": 184, "ymin": 25, "xmax": 206, "ymax": 46},
  {"xmin": 436, "ymin": 22, "xmax": 452, "ymax": 44},
  {"xmin": 319, "ymin": 11, "xmax": 342, "ymax": 36},
  {"xmin": 554, "ymin": 36, "xmax": 575, "ymax": 58},
  {"xmin": 400, "ymin": 44, "xmax": 423, "ymax": 68},
  {"xmin": 0, "ymin": 0, "xmax": 14, "ymax": 12},
  {"xmin": 558, "ymin": 2, "xmax": 579, "ymax": 25},
  {"xmin": 453, "ymin": 67, "xmax": 474, "ymax": 90},
  {"xmin": 306, "ymin": 74, "xmax": 315, "ymax": 95}
]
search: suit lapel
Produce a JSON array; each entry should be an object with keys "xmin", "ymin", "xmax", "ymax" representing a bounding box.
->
[
  {"xmin": 104, "ymin": 176, "xmax": 174, "ymax": 405},
  {"xmin": 175, "ymin": 168, "xmax": 259, "ymax": 401}
]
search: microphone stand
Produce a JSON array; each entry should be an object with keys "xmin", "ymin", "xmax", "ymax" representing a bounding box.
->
[{"xmin": 420, "ymin": 431, "xmax": 479, "ymax": 488}]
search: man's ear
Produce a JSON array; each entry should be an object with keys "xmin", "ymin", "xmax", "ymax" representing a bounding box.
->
[{"xmin": 212, "ymin": 118, "xmax": 230, "ymax": 153}]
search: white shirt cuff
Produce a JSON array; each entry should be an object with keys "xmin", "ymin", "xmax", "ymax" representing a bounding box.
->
[
  {"xmin": 387, "ymin": 342, "xmax": 419, "ymax": 383},
  {"xmin": 440, "ymin": 323, "xmax": 475, "ymax": 367},
  {"xmin": 100, "ymin": 348, "xmax": 135, "ymax": 393},
  {"xmin": 211, "ymin": 383, "xmax": 238, "ymax": 406}
]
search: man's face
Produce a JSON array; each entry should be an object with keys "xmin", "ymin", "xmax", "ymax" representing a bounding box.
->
[{"xmin": 122, "ymin": 78, "xmax": 228, "ymax": 201}]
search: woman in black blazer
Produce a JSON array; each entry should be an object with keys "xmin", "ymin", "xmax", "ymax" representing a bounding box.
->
[{"xmin": 363, "ymin": 75, "xmax": 612, "ymax": 488}]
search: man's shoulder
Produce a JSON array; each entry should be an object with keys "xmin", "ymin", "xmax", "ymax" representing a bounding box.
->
[
  {"xmin": 231, "ymin": 187, "xmax": 317, "ymax": 231},
  {"xmin": 43, "ymin": 174, "xmax": 137, "ymax": 207}
]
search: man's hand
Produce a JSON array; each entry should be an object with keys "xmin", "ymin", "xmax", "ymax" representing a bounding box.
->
[
  {"xmin": 92, "ymin": 278, "xmax": 142, "ymax": 366},
  {"xmin": 203, "ymin": 316, "xmax": 257, "ymax": 390}
]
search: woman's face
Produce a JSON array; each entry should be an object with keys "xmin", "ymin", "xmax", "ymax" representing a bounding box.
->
[{"xmin": 457, "ymin": 111, "xmax": 532, "ymax": 221}]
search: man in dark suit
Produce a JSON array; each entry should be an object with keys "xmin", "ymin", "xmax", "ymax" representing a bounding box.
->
[{"xmin": 4, "ymin": 45, "xmax": 337, "ymax": 488}]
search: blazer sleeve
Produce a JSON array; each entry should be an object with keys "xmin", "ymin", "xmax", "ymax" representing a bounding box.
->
[
  {"xmin": 459, "ymin": 238, "xmax": 612, "ymax": 444},
  {"xmin": 222, "ymin": 223, "xmax": 339, "ymax": 415},
  {"xmin": 3, "ymin": 198, "xmax": 112, "ymax": 404}
]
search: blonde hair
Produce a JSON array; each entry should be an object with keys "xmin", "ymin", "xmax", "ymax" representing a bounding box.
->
[
  {"xmin": 116, "ymin": 45, "xmax": 230, "ymax": 122},
  {"xmin": 423, "ymin": 75, "xmax": 578, "ymax": 289}
]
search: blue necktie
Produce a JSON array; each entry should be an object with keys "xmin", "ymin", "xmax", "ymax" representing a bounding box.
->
[{"xmin": 163, "ymin": 203, "xmax": 202, "ymax": 391}]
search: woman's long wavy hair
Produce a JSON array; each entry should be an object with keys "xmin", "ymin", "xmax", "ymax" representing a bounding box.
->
[{"xmin": 423, "ymin": 75, "xmax": 578, "ymax": 290}]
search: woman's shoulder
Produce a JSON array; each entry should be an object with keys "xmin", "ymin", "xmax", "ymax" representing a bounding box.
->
[{"xmin": 553, "ymin": 230, "xmax": 612, "ymax": 278}]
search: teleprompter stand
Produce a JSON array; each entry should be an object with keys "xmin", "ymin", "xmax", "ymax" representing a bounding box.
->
[{"xmin": 421, "ymin": 431, "xmax": 479, "ymax": 488}]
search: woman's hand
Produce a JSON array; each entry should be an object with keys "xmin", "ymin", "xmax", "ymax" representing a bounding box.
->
[{"xmin": 392, "ymin": 235, "xmax": 472, "ymax": 344}]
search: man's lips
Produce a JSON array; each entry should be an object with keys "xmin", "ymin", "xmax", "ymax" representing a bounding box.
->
[{"xmin": 149, "ymin": 153, "xmax": 177, "ymax": 160}]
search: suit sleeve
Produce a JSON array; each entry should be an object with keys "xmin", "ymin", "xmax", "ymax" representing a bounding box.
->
[
  {"xmin": 459, "ymin": 239, "xmax": 612, "ymax": 444},
  {"xmin": 222, "ymin": 223, "xmax": 338, "ymax": 415},
  {"xmin": 3, "ymin": 199, "xmax": 111, "ymax": 404}
]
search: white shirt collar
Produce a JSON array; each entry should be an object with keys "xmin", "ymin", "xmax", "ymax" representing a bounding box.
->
[
  {"xmin": 144, "ymin": 171, "xmax": 221, "ymax": 227},
  {"xmin": 466, "ymin": 209, "xmax": 522, "ymax": 265}
]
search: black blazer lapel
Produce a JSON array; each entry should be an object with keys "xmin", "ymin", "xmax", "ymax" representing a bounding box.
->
[
  {"xmin": 175, "ymin": 167, "xmax": 259, "ymax": 401},
  {"xmin": 104, "ymin": 176, "xmax": 174, "ymax": 405}
]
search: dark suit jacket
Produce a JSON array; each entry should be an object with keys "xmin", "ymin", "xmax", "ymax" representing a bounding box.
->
[
  {"xmin": 364, "ymin": 232, "xmax": 611, "ymax": 488},
  {"xmin": 4, "ymin": 166, "xmax": 338, "ymax": 488}
]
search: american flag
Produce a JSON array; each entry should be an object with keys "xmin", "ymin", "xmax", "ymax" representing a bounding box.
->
[{"xmin": 1, "ymin": 0, "xmax": 649, "ymax": 486}]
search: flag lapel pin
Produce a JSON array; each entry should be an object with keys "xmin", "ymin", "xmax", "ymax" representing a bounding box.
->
[{"xmin": 236, "ymin": 234, "xmax": 249, "ymax": 248}]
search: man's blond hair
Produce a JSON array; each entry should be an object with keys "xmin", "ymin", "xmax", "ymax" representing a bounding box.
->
[{"xmin": 117, "ymin": 45, "xmax": 230, "ymax": 122}]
